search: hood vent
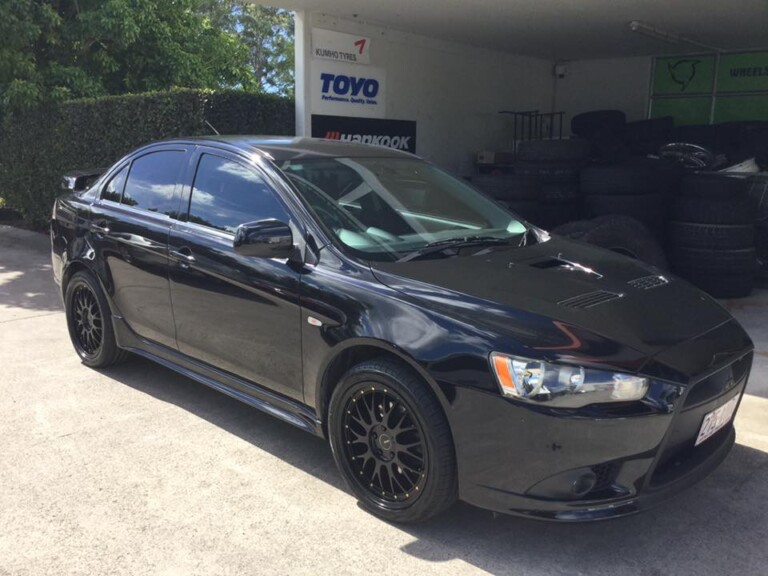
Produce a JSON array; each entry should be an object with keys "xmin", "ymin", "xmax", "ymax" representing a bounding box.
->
[
  {"xmin": 559, "ymin": 290, "xmax": 623, "ymax": 309},
  {"xmin": 628, "ymin": 275, "xmax": 669, "ymax": 290}
]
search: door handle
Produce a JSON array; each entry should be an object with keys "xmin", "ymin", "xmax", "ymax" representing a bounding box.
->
[
  {"xmin": 170, "ymin": 247, "xmax": 196, "ymax": 265},
  {"xmin": 90, "ymin": 221, "xmax": 110, "ymax": 235}
]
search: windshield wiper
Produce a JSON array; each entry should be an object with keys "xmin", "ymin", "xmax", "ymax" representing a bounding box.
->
[{"xmin": 396, "ymin": 235, "xmax": 515, "ymax": 263}]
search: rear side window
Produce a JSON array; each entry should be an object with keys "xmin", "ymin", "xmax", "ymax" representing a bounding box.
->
[
  {"xmin": 122, "ymin": 150, "xmax": 185, "ymax": 215},
  {"xmin": 187, "ymin": 154, "xmax": 288, "ymax": 233},
  {"xmin": 102, "ymin": 166, "xmax": 127, "ymax": 202}
]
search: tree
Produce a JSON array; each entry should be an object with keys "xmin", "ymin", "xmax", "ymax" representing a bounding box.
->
[
  {"xmin": 201, "ymin": 2, "xmax": 295, "ymax": 97},
  {"xmin": 0, "ymin": 0, "xmax": 294, "ymax": 116}
]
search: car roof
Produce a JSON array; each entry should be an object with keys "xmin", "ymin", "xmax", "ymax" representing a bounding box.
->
[{"xmin": 161, "ymin": 135, "xmax": 416, "ymax": 163}]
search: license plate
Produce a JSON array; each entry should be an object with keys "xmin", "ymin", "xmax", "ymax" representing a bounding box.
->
[{"xmin": 695, "ymin": 395, "xmax": 739, "ymax": 446}]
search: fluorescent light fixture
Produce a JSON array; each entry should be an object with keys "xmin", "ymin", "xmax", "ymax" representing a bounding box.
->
[{"xmin": 628, "ymin": 20, "xmax": 721, "ymax": 52}]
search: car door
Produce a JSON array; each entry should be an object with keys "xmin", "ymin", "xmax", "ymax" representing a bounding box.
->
[
  {"xmin": 168, "ymin": 147, "xmax": 303, "ymax": 401},
  {"xmin": 90, "ymin": 145, "xmax": 189, "ymax": 349}
]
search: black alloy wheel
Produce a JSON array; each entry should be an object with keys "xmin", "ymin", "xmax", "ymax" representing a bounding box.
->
[
  {"xmin": 341, "ymin": 386, "xmax": 427, "ymax": 506},
  {"xmin": 64, "ymin": 271, "xmax": 128, "ymax": 368},
  {"xmin": 329, "ymin": 359, "xmax": 457, "ymax": 523},
  {"xmin": 71, "ymin": 283, "xmax": 103, "ymax": 357}
]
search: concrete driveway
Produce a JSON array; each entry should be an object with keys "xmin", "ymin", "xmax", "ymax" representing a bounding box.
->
[{"xmin": 1, "ymin": 224, "xmax": 767, "ymax": 576}]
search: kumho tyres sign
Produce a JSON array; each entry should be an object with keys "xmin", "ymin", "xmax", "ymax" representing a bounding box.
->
[{"xmin": 651, "ymin": 51, "xmax": 768, "ymax": 124}]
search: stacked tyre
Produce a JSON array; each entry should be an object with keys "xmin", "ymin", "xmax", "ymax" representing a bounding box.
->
[
  {"xmin": 580, "ymin": 158, "xmax": 678, "ymax": 240},
  {"xmin": 553, "ymin": 215, "xmax": 668, "ymax": 270},
  {"xmin": 571, "ymin": 110, "xmax": 628, "ymax": 163},
  {"xmin": 514, "ymin": 139, "xmax": 590, "ymax": 229},
  {"xmin": 470, "ymin": 174, "xmax": 540, "ymax": 222},
  {"xmin": 748, "ymin": 176, "xmax": 768, "ymax": 281},
  {"xmin": 669, "ymin": 173, "xmax": 758, "ymax": 298}
]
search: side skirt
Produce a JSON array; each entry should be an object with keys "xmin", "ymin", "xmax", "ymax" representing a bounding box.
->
[{"xmin": 112, "ymin": 315, "xmax": 323, "ymax": 437}]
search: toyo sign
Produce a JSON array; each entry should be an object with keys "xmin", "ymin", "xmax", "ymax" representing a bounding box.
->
[
  {"xmin": 320, "ymin": 73, "xmax": 380, "ymax": 99},
  {"xmin": 312, "ymin": 62, "xmax": 386, "ymax": 119}
]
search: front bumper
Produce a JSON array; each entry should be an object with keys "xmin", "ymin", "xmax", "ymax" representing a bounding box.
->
[{"xmin": 451, "ymin": 322, "xmax": 753, "ymax": 521}]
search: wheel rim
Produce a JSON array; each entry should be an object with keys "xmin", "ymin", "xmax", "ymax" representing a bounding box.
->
[
  {"xmin": 71, "ymin": 284, "xmax": 103, "ymax": 356},
  {"xmin": 341, "ymin": 386, "xmax": 428, "ymax": 507}
]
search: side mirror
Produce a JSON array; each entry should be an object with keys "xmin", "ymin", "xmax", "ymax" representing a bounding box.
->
[{"xmin": 233, "ymin": 219, "xmax": 295, "ymax": 259}]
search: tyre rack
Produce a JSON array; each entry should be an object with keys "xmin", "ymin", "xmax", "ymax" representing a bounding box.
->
[{"xmin": 498, "ymin": 110, "xmax": 566, "ymax": 159}]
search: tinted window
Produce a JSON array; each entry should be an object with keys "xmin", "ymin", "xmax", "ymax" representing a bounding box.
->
[
  {"xmin": 122, "ymin": 151, "xmax": 184, "ymax": 215},
  {"xmin": 102, "ymin": 165, "xmax": 127, "ymax": 202},
  {"xmin": 188, "ymin": 154, "xmax": 288, "ymax": 233}
]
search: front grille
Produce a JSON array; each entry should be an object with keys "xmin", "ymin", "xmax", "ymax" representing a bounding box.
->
[
  {"xmin": 649, "ymin": 354, "xmax": 751, "ymax": 487},
  {"xmin": 628, "ymin": 275, "xmax": 669, "ymax": 290},
  {"xmin": 683, "ymin": 353, "xmax": 752, "ymax": 408},
  {"xmin": 559, "ymin": 290, "xmax": 623, "ymax": 309}
]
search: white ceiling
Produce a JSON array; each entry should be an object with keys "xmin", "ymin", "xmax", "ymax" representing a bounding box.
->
[{"xmin": 258, "ymin": 0, "xmax": 768, "ymax": 60}]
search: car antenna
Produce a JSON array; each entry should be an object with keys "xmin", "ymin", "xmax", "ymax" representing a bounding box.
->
[{"xmin": 205, "ymin": 120, "xmax": 221, "ymax": 135}]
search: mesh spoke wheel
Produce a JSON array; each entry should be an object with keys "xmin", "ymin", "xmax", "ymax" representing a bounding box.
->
[
  {"xmin": 341, "ymin": 386, "xmax": 428, "ymax": 506},
  {"xmin": 71, "ymin": 284, "xmax": 103, "ymax": 356}
]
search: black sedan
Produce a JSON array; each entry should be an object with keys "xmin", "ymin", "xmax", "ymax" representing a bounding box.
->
[{"xmin": 51, "ymin": 136, "xmax": 753, "ymax": 523}]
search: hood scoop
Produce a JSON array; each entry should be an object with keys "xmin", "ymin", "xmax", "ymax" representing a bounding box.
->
[
  {"xmin": 559, "ymin": 290, "xmax": 623, "ymax": 309},
  {"xmin": 628, "ymin": 275, "xmax": 669, "ymax": 290},
  {"xmin": 527, "ymin": 256, "xmax": 603, "ymax": 279}
]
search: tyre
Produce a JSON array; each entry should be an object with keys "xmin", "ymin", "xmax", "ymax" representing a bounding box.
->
[
  {"xmin": 671, "ymin": 195, "xmax": 757, "ymax": 225},
  {"xmin": 328, "ymin": 359, "xmax": 457, "ymax": 523},
  {"xmin": 625, "ymin": 117, "xmax": 673, "ymax": 143},
  {"xmin": 584, "ymin": 193, "xmax": 666, "ymax": 228},
  {"xmin": 757, "ymin": 226, "xmax": 768, "ymax": 259},
  {"xmin": 672, "ymin": 247, "xmax": 757, "ymax": 298},
  {"xmin": 679, "ymin": 173, "xmax": 751, "ymax": 199},
  {"xmin": 580, "ymin": 159, "xmax": 676, "ymax": 196},
  {"xmin": 554, "ymin": 215, "xmax": 668, "ymax": 269},
  {"xmin": 672, "ymin": 247, "xmax": 757, "ymax": 274},
  {"xmin": 676, "ymin": 274, "xmax": 754, "ymax": 299},
  {"xmin": 516, "ymin": 139, "xmax": 590, "ymax": 162},
  {"xmin": 540, "ymin": 182, "xmax": 580, "ymax": 203},
  {"xmin": 515, "ymin": 160, "xmax": 584, "ymax": 183},
  {"xmin": 551, "ymin": 219, "xmax": 593, "ymax": 240},
  {"xmin": 471, "ymin": 174, "xmax": 539, "ymax": 201},
  {"xmin": 534, "ymin": 202, "xmax": 579, "ymax": 229},
  {"xmin": 669, "ymin": 222, "xmax": 755, "ymax": 249},
  {"xmin": 64, "ymin": 270, "xmax": 129, "ymax": 367},
  {"xmin": 499, "ymin": 199, "xmax": 540, "ymax": 222},
  {"xmin": 748, "ymin": 176, "xmax": 768, "ymax": 226},
  {"xmin": 571, "ymin": 110, "xmax": 626, "ymax": 137}
]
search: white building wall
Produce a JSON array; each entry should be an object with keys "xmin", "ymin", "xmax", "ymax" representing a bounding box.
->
[
  {"xmin": 301, "ymin": 13, "xmax": 556, "ymax": 176},
  {"xmin": 553, "ymin": 56, "xmax": 653, "ymax": 130}
]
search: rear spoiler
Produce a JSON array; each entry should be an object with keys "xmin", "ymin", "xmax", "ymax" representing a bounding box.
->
[{"xmin": 61, "ymin": 168, "xmax": 107, "ymax": 192}]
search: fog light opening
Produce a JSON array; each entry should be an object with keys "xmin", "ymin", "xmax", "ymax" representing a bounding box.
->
[{"xmin": 571, "ymin": 471, "xmax": 597, "ymax": 497}]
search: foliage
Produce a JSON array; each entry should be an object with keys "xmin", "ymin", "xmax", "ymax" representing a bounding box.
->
[
  {"xmin": 0, "ymin": 89, "xmax": 294, "ymax": 226},
  {"xmin": 201, "ymin": 2, "xmax": 295, "ymax": 96},
  {"xmin": 0, "ymin": 0, "xmax": 295, "ymax": 116}
]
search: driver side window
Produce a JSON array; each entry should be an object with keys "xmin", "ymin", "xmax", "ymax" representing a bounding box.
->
[{"xmin": 187, "ymin": 153, "xmax": 289, "ymax": 233}]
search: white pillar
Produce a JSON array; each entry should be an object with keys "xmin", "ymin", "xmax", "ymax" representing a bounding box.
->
[{"xmin": 294, "ymin": 10, "xmax": 312, "ymax": 136}]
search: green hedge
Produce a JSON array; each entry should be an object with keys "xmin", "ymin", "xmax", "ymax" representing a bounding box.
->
[{"xmin": 0, "ymin": 89, "xmax": 295, "ymax": 226}]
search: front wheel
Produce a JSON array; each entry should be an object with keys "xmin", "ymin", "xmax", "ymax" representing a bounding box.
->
[{"xmin": 328, "ymin": 359, "xmax": 457, "ymax": 523}]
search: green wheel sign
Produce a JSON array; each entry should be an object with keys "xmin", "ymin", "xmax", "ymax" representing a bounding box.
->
[
  {"xmin": 717, "ymin": 53, "xmax": 768, "ymax": 93},
  {"xmin": 653, "ymin": 56, "xmax": 715, "ymax": 95},
  {"xmin": 651, "ymin": 51, "xmax": 768, "ymax": 125}
]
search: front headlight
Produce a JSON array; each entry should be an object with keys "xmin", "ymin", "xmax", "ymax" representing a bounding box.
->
[{"xmin": 490, "ymin": 352, "xmax": 649, "ymax": 408}]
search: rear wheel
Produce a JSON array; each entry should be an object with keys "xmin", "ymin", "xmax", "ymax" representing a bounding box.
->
[
  {"xmin": 328, "ymin": 359, "xmax": 456, "ymax": 523},
  {"xmin": 64, "ymin": 271, "xmax": 128, "ymax": 367}
]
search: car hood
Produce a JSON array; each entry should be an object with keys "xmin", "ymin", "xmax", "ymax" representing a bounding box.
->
[{"xmin": 370, "ymin": 236, "xmax": 734, "ymax": 362}]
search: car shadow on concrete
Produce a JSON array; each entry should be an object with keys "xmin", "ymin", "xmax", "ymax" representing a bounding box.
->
[{"xmin": 103, "ymin": 355, "xmax": 768, "ymax": 576}]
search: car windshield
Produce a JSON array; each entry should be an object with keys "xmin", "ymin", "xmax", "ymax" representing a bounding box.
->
[{"xmin": 280, "ymin": 157, "xmax": 528, "ymax": 262}]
